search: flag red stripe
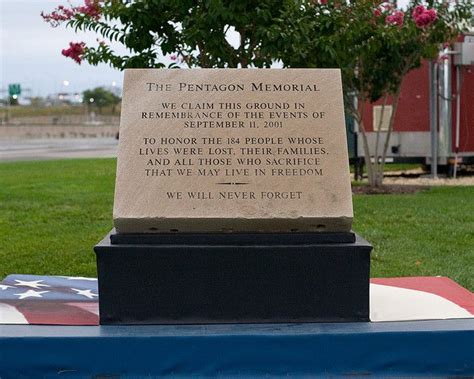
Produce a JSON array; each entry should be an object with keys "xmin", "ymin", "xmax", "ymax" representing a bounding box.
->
[
  {"xmin": 13, "ymin": 301, "xmax": 99, "ymax": 325},
  {"xmin": 371, "ymin": 277, "xmax": 474, "ymax": 314}
]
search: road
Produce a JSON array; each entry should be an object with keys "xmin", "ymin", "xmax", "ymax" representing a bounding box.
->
[{"xmin": 0, "ymin": 139, "xmax": 118, "ymax": 161}]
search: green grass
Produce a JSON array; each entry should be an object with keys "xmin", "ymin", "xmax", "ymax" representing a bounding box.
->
[
  {"xmin": 353, "ymin": 187, "xmax": 474, "ymax": 289},
  {"xmin": 0, "ymin": 159, "xmax": 115, "ymax": 278},
  {"xmin": 0, "ymin": 158, "xmax": 473, "ymax": 290}
]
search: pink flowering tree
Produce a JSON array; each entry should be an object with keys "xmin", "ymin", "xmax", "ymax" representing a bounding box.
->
[
  {"xmin": 42, "ymin": 0, "xmax": 472, "ymax": 186},
  {"xmin": 41, "ymin": 0, "xmax": 288, "ymax": 68},
  {"xmin": 269, "ymin": 0, "xmax": 472, "ymax": 186}
]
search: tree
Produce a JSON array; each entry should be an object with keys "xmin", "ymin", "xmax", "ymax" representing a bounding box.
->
[
  {"xmin": 267, "ymin": 0, "xmax": 472, "ymax": 186},
  {"xmin": 43, "ymin": 0, "xmax": 472, "ymax": 186},
  {"xmin": 29, "ymin": 97, "xmax": 46, "ymax": 107},
  {"xmin": 83, "ymin": 87, "xmax": 121, "ymax": 113},
  {"xmin": 42, "ymin": 0, "xmax": 287, "ymax": 69},
  {"xmin": 8, "ymin": 96, "xmax": 19, "ymax": 106}
]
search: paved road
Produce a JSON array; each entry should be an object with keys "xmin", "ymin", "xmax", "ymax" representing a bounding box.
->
[{"xmin": 0, "ymin": 139, "xmax": 118, "ymax": 161}]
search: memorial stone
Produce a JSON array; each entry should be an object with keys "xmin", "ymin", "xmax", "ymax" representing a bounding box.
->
[
  {"xmin": 113, "ymin": 69, "xmax": 353, "ymax": 233},
  {"xmin": 94, "ymin": 69, "xmax": 372, "ymax": 325}
]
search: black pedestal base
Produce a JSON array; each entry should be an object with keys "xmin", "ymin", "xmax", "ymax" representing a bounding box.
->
[{"xmin": 94, "ymin": 230, "xmax": 372, "ymax": 325}]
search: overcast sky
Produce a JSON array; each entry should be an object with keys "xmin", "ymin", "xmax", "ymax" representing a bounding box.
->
[
  {"xmin": 0, "ymin": 0, "xmax": 409, "ymax": 98},
  {"xmin": 0, "ymin": 0, "xmax": 126, "ymax": 98}
]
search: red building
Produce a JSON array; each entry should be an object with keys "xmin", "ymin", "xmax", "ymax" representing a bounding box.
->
[{"xmin": 358, "ymin": 34, "xmax": 474, "ymax": 169}]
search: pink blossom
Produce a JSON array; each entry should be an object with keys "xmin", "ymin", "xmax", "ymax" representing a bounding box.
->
[
  {"xmin": 412, "ymin": 5, "xmax": 437, "ymax": 28},
  {"xmin": 374, "ymin": 9, "xmax": 382, "ymax": 17},
  {"xmin": 42, "ymin": 0, "xmax": 101, "ymax": 26},
  {"xmin": 62, "ymin": 42, "xmax": 86, "ymax": 64},
  {"xmin": 319, "ymin": 0, "xmax": 328, "ymax": 4},
  {"xmin": 41, "ymin": 7, "xmax": 74, "ymax": 26},
  {"xmin": 76, "ymin": 0, "xmax": 101, "ymax": 19},
  {"xmin": 426, "ymin": 9, "xmax": 437, "ymax": 21},
  {"xmin": 412, "ymin": 5, "xmax": 425, "ymax": 18},
  {"xmin": 386, "ymin": 10, "xmax": 404, "ymax": 27},
  {"xmin": 170, "ymin": 54, "xmax": 177, "ymax": 61}
]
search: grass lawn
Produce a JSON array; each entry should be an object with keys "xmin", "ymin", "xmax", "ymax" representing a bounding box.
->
[{"xmin": 0, "ymin": 158, "xmax": 472, "ymax": 290}]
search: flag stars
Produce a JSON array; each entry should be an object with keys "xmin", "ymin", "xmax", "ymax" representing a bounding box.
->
[
  {"xmin": 14, "ymin": 279, "xmax": 51, "ymax": 289},
  {"xmin": 14, "ymin": 290, "xmax": 49, "ymax": 299},
  {"xmin": 71, "ymin": 288, "xmax": 98, "ymax": 299}
]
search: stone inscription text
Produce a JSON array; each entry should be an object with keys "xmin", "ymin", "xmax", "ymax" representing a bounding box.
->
[{"xmin": 136, "ymin": 92, "xmax": 332, "ymax": 202}]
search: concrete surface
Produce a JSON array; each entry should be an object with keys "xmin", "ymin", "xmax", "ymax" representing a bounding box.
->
[
  {"xmin": 0, "ymin": 125, "xmax": 119, "ymax": 140},
  {"xmin": 0, "ymin": 138, "xmax": 118, "ymax": 161}
]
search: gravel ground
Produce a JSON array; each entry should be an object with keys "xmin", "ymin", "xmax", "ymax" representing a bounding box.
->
[
  {"xmin": 383, "ymin": 175, "xmax": 474, "ymax": 186},
  {"xmin": 352, "ymin": 168, "xmax": 474, "ymax": 194},
  {"xmin": 353, "ymin": 167, "xmax": 474, "ymax": 186}
]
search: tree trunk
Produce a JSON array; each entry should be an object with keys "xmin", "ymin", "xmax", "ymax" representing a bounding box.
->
[
  {"xmin": 354, "ymin": 95, "xmax": 378, "ymax": 187},
  {"xmin": 373, "ymin": 95, "xmax": 388, "ymax": 187},
  {"xmin": 377, "ymin": 89, "xmax": 402, "ymax": 186},
  {"xmin": 356, "ymin": 89, "xmax": 402, "ymax": 188},
  {"xmin": 355, "ymin": 118, "xmax": 376, "ymax": 186}
]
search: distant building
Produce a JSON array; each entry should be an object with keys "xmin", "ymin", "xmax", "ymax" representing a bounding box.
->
[
  {"xmin": 354, "ymin": 34, "xmax": 474, "ymax": 170},
  {"xmin": 46, "ymin": 92, "xmax": 83, "ymax": 105}
]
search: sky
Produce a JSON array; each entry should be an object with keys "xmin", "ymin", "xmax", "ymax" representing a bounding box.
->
[
  {"xmin": 0, "ymin": 0, "xmax": 126, "ymax": 98},
  {"xmin": 0, "ymin": 0, "xmax": 410, "ymax": 99}
]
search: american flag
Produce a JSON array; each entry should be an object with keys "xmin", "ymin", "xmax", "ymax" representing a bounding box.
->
[
  {"xmin": 0, "ymin": 274, "xmax": 99, "ymax": 325},
  {"xmin": 0, "ymin": 274, "xmax": 472, "ymax": 325}
]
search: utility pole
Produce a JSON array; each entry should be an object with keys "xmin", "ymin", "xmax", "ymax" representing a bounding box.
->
[{"xmin": 429, "ymin": 60, "xmax": 438, "ymax": 178}]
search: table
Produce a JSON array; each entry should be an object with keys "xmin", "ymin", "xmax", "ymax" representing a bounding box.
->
[{"xmin": 1, "ymin": 319, "xmax": 473, "ymax": 377}]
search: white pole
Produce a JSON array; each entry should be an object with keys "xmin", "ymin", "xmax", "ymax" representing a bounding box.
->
[
  {"xmin": 454, "ymin": 65, "xmax": 461, "ymax": 179},
  {"xmin": 429, "ymin": 60, "xmax": 438, "ymax": 178}
]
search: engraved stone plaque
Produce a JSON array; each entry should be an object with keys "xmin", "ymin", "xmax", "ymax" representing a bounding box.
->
[{"xmin": 113, "ymin": 69, "xmax": 353, "ymax": 233}]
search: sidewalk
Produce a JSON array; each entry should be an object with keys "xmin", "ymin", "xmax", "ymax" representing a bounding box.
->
[{"xmin": 0, "ymin": 138, "xmax": 118, "ymax": 161}]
